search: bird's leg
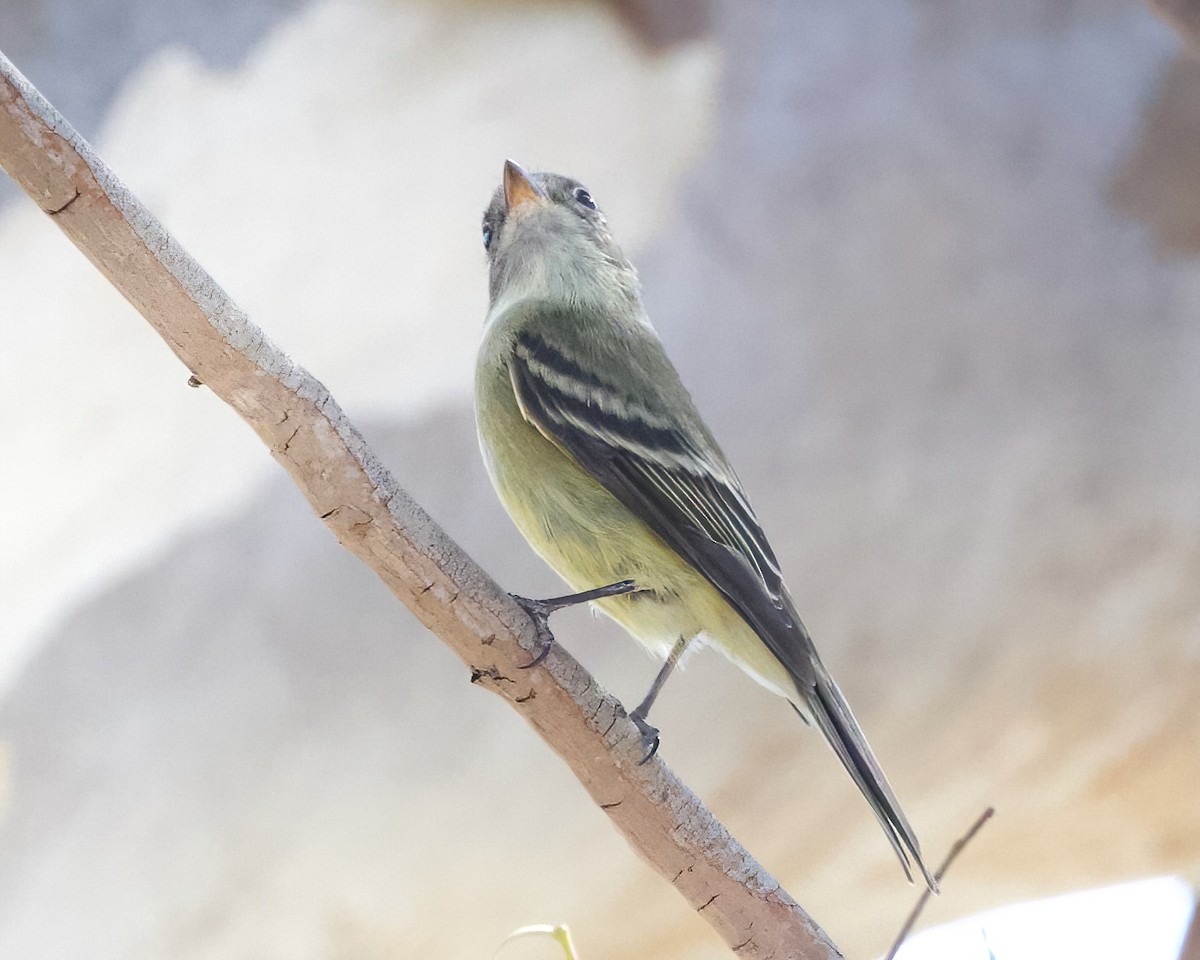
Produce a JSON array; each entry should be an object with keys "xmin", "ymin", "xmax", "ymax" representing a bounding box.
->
[
  {"xmin": 510, "ymin": 579, "xmax": 639, "ymax": 668},
  {"xmin": 629, "ymin": 635, "xmax": 690, "ymax": 764}
]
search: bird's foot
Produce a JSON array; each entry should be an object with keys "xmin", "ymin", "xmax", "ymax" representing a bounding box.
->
[
  {"xmin": 510, "ymin": 579, "xmax": 639, "ymax": 668},
  {"xmin": 629, "ymin": 710, "xmax": 660, "ymax": 765},
  {"xmin": 509, "ymin": 594, "xmax": 558, "ymax": 667}
]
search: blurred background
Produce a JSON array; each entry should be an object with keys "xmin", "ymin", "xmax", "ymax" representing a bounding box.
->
[{"xmin": 1, "ymin": 0, "xmax": 1198, "ymax": 957}]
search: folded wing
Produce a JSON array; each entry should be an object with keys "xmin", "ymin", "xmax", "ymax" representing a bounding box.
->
[
  {"xmin": 506, "ymin": 317, "xmax": 935, "ymax": 890},
  {"xmin": 508, "ymin": 323, "xmax": 815, "ymax": 689}
]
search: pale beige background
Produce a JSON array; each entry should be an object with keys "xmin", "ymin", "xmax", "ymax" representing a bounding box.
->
[{"xmin": 1, "ymin": 1, "xmax": 1197, "ymax": 958}]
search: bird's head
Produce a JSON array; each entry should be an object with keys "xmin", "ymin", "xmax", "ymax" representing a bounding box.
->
[{"xmin": 482, "ymin": 160, "xmax": 640, "ymax": 315}]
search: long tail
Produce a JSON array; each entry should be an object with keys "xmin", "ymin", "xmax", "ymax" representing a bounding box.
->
[{"xmin": 801, "ymin": 660, "xmax": 938, "ymax": 893}]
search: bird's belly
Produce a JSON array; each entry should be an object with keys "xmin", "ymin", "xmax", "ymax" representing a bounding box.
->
[
  {"xmin": 491, "ymin": 440, "xmax": 702, "ymax": 656},
  {"xmin": 479, "ymin": 425, "xmax": 792, "ymax": 696}
]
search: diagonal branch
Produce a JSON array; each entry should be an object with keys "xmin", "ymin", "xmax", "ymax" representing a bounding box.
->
[{"xmin": 0, "ymin": 50, "xmax": 840, "ymax": 960}]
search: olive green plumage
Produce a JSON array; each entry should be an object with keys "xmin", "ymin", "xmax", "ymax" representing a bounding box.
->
[{"xmin": 474, "ymin": 161, "xmax": 936, "ymax": 891}]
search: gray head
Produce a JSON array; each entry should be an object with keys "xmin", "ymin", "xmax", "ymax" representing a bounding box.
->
[{"xmin": 482, "ymin": 160, "xmax": 640, "ymax": 315}]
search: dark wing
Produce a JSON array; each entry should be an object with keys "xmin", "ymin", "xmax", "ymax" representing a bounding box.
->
[
  {"xmin": 508, "ymin": 326, "xmax": 816, "ymax": 689},
  {"xmin": 508, "ymin": 324, "xmax": 936, "ymax": 889}
]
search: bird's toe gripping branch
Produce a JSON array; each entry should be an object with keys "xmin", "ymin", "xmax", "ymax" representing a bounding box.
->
[
  {"xmin": 509, "ymin": 579, "xmax": 640, "ymax": 667},
  {"xmin": 628, "ymin": 710, "xmax": 661, "ymax": 765}
]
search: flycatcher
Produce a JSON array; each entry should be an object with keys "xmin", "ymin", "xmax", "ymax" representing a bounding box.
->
[{"xmin": 475, "ymin": 159, "xmax": 936, "ymax": 891}]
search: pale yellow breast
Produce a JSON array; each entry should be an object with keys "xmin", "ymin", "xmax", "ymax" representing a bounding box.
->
[{"xmin": 475, "ymin": 344, "xmax": 796, "ymax": 698}]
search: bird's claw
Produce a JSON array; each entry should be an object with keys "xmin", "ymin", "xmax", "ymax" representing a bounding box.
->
[
  {"xmin": 510, "ymin": 580, "xmax": 640, "ymax": 669},
  {"xmin": 510, "ymin": 594, "xmax": 556, "ymax": 668},
  {"xmin": 630, "ymin": 712, "xmax": 660, "ymax": 765}
]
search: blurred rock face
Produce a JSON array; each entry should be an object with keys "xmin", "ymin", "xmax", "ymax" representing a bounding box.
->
[
  {"xmin": 1113, "ymin": 55, "xmax": 1200, "ymax": 253},
  {"xmin": 1, "ymin": 2, "xmax": 1199, "ymax": 960}
]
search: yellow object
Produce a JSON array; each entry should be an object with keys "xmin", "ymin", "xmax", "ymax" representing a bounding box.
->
[{"xmin": 493, "ymin": 923, "xmax": 580, "ymax": 960}]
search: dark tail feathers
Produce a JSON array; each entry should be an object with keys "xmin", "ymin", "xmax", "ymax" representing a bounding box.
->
[{"xmin": 803, "ymin": 663, "xmax": 939, "ymax": 893}]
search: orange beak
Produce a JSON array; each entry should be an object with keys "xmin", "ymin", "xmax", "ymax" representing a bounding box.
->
[{"xmin": 503, "ymin": 159, "xmax": 547, "ymax": 211}]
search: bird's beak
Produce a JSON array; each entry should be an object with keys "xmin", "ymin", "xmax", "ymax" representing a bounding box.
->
[{"xmin": 503, "ymin": 159, "xmax": 547, "ymax": 211}]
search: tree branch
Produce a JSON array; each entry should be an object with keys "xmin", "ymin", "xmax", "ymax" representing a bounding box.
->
[
  {"xmin": 883, "ymin": 807, "xmax": 994, "ymax": 960},
  {"xmin": 0, "ymin": 50, "xmax": 841, "ymax": 960}
]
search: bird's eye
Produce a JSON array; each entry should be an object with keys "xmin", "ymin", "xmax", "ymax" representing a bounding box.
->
[
  {"xmin": 482, "ymin": 223, "xmax": 493, "ymax": 250},
  {"xmin": 573, "ymin": 187, "xmax": 596, "ymax": 210}
]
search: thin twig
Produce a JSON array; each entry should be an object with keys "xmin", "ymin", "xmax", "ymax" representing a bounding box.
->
[{"xmin": 884, "ymin": 807, "xmax": 995, "ymax": 960}]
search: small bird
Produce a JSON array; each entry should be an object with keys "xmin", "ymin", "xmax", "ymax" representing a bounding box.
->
[{"xmin": 475, "ymin": 159, "xmax": 936, "ymax": 891}]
